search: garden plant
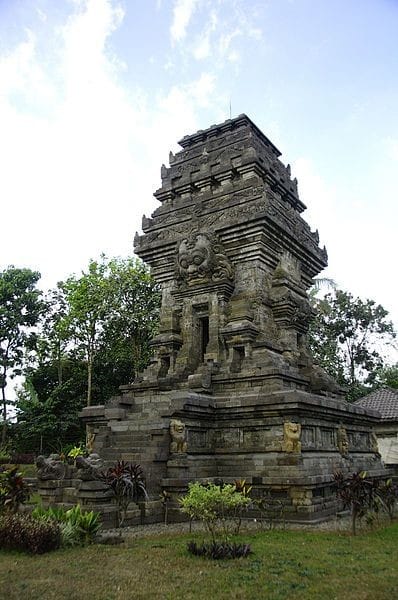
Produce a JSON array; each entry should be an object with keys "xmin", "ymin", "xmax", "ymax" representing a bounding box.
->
[
  {"xmin": 0, "ymin": 464, "xmax": 30, "ymax": 512},
  {"xmin": 32, "ymin": 504, "xmax": 101, "ymax": 547},
  {"xmin": 334, "ymin": 470, "xmax": 398, "ymax": 535},
  {"xmin": 99, "ymin": 460, "xmax": 148, "ymax": 527},
  {"xmin": 180, "ymin": 481, "xmax": 252, "ymax": 559}
]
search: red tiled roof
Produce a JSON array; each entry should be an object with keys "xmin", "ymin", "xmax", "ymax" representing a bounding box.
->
[{"xmin": 355, "ymin": 387, "xmax": 398, "ymax": 420}]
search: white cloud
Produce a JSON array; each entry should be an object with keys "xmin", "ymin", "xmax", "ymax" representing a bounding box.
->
[
  {"xmin": 0, "ymin": 30, "xmax": 56, "ymax": 112},
  {"xmin": 193, "ymin": 32, "xmax": 211, "ymax": 60},
  {"xmin": 292, "ymin": 156, "xmax": 398, "ymax": 348},
  {"xmin": 170, "ymin": 0, "xmax": 198, "ymax": 45},
  {"xmin": 0, "ymin": 0, "xmax": 227, "ymax": 293},
  {"xmin": 291, "ymin": 157, "xmax": 339, "ymax": 247},
  {"xmin": 385, "ymin": 137, "xmax": 398, "ymax": 162},
  {"xmin": 192, "ymin": 10, "xmax": 217, "ymax": 60},
  {"xmin": 181, "ymin": 2, "xmax": 263, "ymax": 70}
]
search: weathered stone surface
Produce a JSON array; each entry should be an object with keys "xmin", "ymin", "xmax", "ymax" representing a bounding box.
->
[{"xmin": 73, "ymin": 115, "xmax": 388, "ymax": 523}]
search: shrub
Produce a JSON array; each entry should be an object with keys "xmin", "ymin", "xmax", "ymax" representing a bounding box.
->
[
  {"xmin": 99, "ymin": 461, "xmax": 148, "ymax": 527},
  {"xmin": 0, "ymin": 512, "xmax": 60, "ymax": 553},
  {"xmin": 375, "ymin": 479, "xmax": 398, "ymax": 521},
  {"xmin": 334, "ymin": 471, "xmax": 380, "ymax": 535},
  {"xmin": 32, "ymin": 504, "xmax": 101, "ymax": 546},
  {"xmin": 180, "ymin": 482, "xmax": 251, "ymax": 542},
  {"xmin": 0, "ymin": 465, "xmax": 30, "ymax": 512},
  {"xmin": 67, "ymin": 445, "xmax": 86, "ymax": 463},
  {"xmin": 0, "ymin": 444, "xmax": 12, "ymax": 464},
  {"xmin": 63, "ymin": 504, "xmax": 101, "ymax": 545},
  {"xmin": 32, "ymin": 505, "xmax": 69, "ymax": 523},
  {"xmin": 187, "ymin": 541, "xmax": 252, "ymax": 559}
]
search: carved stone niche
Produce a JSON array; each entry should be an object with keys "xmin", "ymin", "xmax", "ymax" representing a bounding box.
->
[
  {"xmin": 176, "ymin": 231, "xmax": 234, "ymax": 287},
  {"xmin": 221, "ymin": 317, "xmax": 259, "ymax": 369},
  {"xmin": 149, "ymin": 333, "xmax": 183, "ymax": 379},
  {"xmin": 270, "ymin": 253, "xmax": 315, "ymax": 367}
]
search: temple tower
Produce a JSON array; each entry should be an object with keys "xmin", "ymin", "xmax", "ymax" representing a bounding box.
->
[{"xmin": 82, "ymin": 115, "xmax": 385, "ymax": 523}]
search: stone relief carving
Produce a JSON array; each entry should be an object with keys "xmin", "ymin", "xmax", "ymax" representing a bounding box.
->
[
  {"xmin": 36, "ymin": 454, "xmax": 66, "ymax": 480},
  {"xmin": 370, "ymin": 431, "xmax": 380, "ymax": 455},
  {"xmin": 337, "ymin": 426, "xmax": 349, "ymax": 457},
  {"xmin": 274, "ymin": 251, "xmax": 302, "ymax": 282},
  {"xmin": 137, "ymin": 223, "xmax": 188, "ymax": 248},
  {"xmin": 282, "ymin": 422, "xmax": 302, "ymax": 453},
  {"xmin": 170, "ymin": 419, "xmax": 188, "ymax": 453},
  {"xmin": 301, "ymin": 426, "xmax": 315, "ymax": 446},
  {"xmin": 321, "ymin": 428, "xmax": 335, "ymax": 447},
  {"xmin": 188, "ymin": 429, "xmax": 207, "ymax": 448},
  {"xmin": 305, "ymin": 363, "xmax": 344, "ymax": 395},
  {"xmin": 76, "ymin": 453, "xmax": 103, "ymax": 481},
  {"xmin": 176, "ymin": 231, "xmax": 234, "ymax": 285}
]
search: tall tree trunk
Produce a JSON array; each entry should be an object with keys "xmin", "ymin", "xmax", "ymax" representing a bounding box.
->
[
  {"xmin": 87, "ymin": 354, "xmax": 93, "ymax": 406},
  {"xmin": 57, "ymin": 340, "xmax": 63, "ymax": 385},
  {"xmin": 1, "ymin": 382, "xmax": 7, "ymax": 446}
]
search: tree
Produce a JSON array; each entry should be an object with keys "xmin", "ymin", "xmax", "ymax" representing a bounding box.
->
[
  {"xmin": 14, "ymin": 255, "xmax": 160, "ymax": 452},
  {"xmin": 59, "ymin": 258, "xmax": 110, "ymax": 407},
  {"xmin": 0, "ymin": 267, "xmax": 43, "ymax": 444},
  {"xmin": 100, "ymin": 257, "xmax": 160, "ymax": 376},
  {"xmin": 373, "ymin": 363, "xmax": 398, "ymax": 390},
  {"xmin": 36, "ymin": 288, "xmax": 69, "ymax": 386},
  {"xmin": 14, "ymin": 362, "xmax": 87, "ymax": 454},
  {"xmin": 308, "ymin": 290, "xmax": 396, "ymax": 401},
  {"xmin": 59, "ymin": 255, "xmax": 160, "ymax": 406}
]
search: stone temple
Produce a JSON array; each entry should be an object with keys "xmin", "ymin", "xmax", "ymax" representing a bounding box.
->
[{"xmin": 78, "ymin": 115, "xmax": 385, "ymax": 524}]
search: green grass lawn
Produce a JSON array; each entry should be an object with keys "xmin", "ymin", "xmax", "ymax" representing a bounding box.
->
[{"xmin": 1, "ymin": 523, "xmax": 397, "ymax": 600}]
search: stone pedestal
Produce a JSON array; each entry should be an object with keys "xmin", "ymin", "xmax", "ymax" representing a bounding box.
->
[{"xmin": 166, "ymin": 455, "xmax": 190, "ymax": 478}]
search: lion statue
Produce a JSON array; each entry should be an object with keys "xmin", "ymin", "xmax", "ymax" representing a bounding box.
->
[
  {"xmin": 170, "ymin": 419, "xmax": 188, "ymax": 454},
  {"xmin": 282, "ymin": 422, "xmax": 302, "ymax": 453}
]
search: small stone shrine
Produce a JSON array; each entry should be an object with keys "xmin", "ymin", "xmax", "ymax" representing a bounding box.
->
[{"xmin": 80, "ymin": 115, "xmax": 385, "ymax": 524}]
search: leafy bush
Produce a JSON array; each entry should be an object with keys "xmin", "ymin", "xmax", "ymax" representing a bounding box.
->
[
  {"xmin": 67, "ymin": 444, "xmax": 86, "ymax": 462},
  {"xmin": 32, "ymin": 503, "xmax": 101, "ymax": 546},
  {"xmin": 63, "ymin": 504, "xmax": 101, "ymax": 544},
  {"xmin": 0, "ymin": 512, "xmax": 60, "ymax": 553},
  {"xmin": 0, "ymin": 443, "xmax": 12, "ymax": 463},
  {"xmin": 187, "ymin": 540, "xmax": 252, "ymax": 559},
  {"xmin": 0, "ymin": 465, "xmax": 30, "ymax": 512},
  {"xmin": 32, "ymin": 505, "xmax": 69, "ymax": 522},
  {"xmin": 375, "ymin": 479, "xmax": 398, "ymax": 521},
  {"xmin": 333, "ymin": 471, "xmax": 393, "ymax": 535},
  {"xmin": 180, "ymin": 482, "xmax": 251, "ymax": 542},
  {"xmin": 99, "ymin": 461, "xmax": 148, "ymax": 527}
]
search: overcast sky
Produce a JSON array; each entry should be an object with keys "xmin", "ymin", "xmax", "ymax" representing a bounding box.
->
[{"xmin": 1, "ymin": 0, "xmax": 397, "ymax": 351}]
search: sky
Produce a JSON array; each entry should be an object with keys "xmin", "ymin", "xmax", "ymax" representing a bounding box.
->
[{"xmin": 1, "ymin": 0, "xmax": 397, "ymax": 357}]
